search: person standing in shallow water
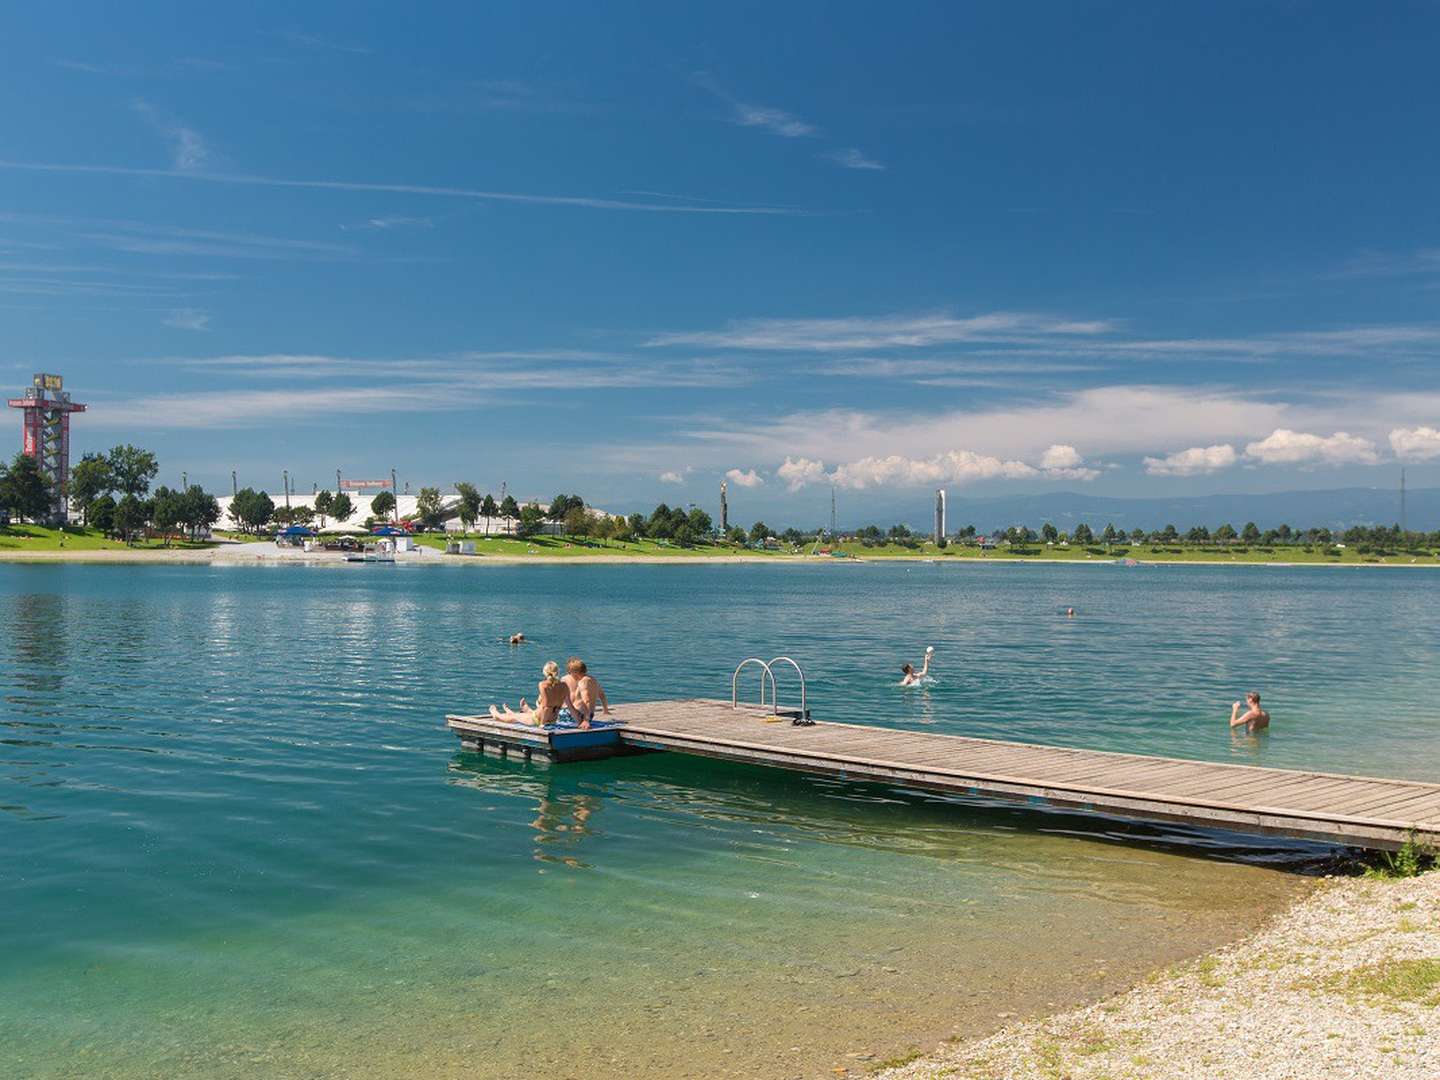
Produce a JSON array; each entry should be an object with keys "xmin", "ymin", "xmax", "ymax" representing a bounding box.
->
[{"xmin": 1229, "ymin": 691, "xmax": 1270, "ymax": 732}]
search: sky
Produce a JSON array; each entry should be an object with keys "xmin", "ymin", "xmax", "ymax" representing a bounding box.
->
[{"xmin": 2, "ymin": 2, "xmax": 1440, "ymax": 524}]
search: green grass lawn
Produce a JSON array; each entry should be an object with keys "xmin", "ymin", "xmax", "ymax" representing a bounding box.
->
[{"xmin": 0, "ymin": 525, "xmax": 215, "ymax": 551}]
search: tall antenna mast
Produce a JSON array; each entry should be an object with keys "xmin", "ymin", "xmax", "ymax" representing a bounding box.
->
[
  {"xmin": 1401, "ymin": 467, "xmax": 1407, "ymax": 535},
  {"xmin": 830, "ymin": 486, "xmax": 837, "ymax": 537}
]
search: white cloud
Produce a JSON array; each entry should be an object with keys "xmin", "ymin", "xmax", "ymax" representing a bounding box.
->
[
  {"xmin": 0, "ymin": 161, "xmax": 803, "ymax": 216},
  {"xmin": 1143, "ymin": 444, "xmax": 1238, "ymax": 476},
  {"xmin": 825, "ymin": 148, "xmax": 884, "ymax": 170},
  {"xmin": 724, "ymin": 468, "xmax": 763, "ymax": 488},
  {"xmin": 646, "ymin": 311, "xmax": 1114, "ymax": 351},
  {"xmin": 1037, "ymin": 444, "xmax": 1098, "ymax": 480},
  {"xmin": 829, "ymin": 450, "xmax": 1037, "ymax": 490},
  {"xmin": 733, "ymin": 104, "xmax": 817, "ymax": 138},
  {"xmin": 132, "ymin": 100, "xmax": 209, "ymax": 171},
  {"xmin": 1389, "ymin": 426, "xmax": 1440, "ymax": 461},
  {"xmin": 162, "ymin": 308, "xmax": 210, "ymax": 331},
  {"xmin": 777, "ymin": 457, "xmax": 828, "ymax": 491},
  {"xmin": 657, "ymin": 470, "xmax": 686, "ymax": 484},
  {"xmin": 86, "ymin": 386, "xmax": 478, "ymax": 429},
  {"xmin": 340, "ymin": 216, "xmax": 434, "ymax": 231},
  {"xmin": 1243, "ymin": 429, "xmax": 1379, "ymax": 466}
]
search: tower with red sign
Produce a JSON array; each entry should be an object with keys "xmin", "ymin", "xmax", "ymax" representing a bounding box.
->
[{"xmin": 7, "ymin": 373, "xmax": 86, "ymax": 524}]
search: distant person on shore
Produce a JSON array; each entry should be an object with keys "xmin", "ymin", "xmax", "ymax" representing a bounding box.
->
[
  {"xmin": 490, "ymin": 660, "xmax": 578, "ymax": 726},
  {"xmin": 563, "ymin": 657, "xmax": 610, "ymax": 727},
  {"xmin": 1229, "ymin": 691, "xmax": 1270, "ymax": 732},
  {"xmin": 900, "ymin": 646, "xmax": 934, "ymax": 686}
]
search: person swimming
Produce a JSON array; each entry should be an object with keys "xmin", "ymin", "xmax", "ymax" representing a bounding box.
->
[
  {"xmin": 1229, "ymin": 690, "xmax": 1270, "ymax": 732},
  {"xmin": 508, "ymin": 632, "xmax": 527, "ymax": 645},
  {"xmin": 490, "ymin": 660, "xmax": 579, "ymax": 726},
  {"xmin": 900, "ymin": 646, "xmax": 934, "ymax": 686}
]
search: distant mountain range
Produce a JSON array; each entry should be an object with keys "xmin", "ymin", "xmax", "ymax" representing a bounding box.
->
[{"xmin": 934, "ymin": 487, "xmax": 1432, "ymax": 534}]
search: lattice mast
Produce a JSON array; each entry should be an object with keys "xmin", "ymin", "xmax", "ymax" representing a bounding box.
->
[{"xmin": 7, "ymin": 373, "xmax": 86, "ymax": 524}]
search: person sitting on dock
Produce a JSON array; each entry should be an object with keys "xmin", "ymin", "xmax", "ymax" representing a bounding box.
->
[
  {"xmin": 490, "ymin": 660, "xmax": 579, "ymax": 727},
  {"xmin": 563, "ymin": 657, "xmax": 610, "ymax": 727},
  {"xmin": 1229, "ymin": 691, "xmax": 1270, "ymax": 732},
  {"xmin": 900, "ymin": 646, "xmax": 934, "ymax": 686}
]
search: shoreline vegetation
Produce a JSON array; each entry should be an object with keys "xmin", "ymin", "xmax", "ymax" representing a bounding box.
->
[
  {"xmin": 4, "ymin": 525, "xmax": 1440, "ymax": 567},
  {"xmin": 878, "ymin": 867, "xmax": 1439, "ymax": 1080}
]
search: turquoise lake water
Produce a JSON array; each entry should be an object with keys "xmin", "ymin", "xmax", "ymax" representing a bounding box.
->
[{"xmin": 3, "ymin": 562, "xmax": 1436, "ymax": 1078}]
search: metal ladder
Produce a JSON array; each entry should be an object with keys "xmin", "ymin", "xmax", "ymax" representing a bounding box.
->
[{"xmin": 730, "ymin": 656, "xmax": 810, "ymax": 723}]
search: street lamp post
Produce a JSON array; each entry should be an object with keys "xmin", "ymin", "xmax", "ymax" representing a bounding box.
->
[{"xmin": 283, "ymin": 470, "xmax": 290, "ymax": 508}]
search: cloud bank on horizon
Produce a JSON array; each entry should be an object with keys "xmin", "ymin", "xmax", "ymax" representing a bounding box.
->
[{"xmin": 3, "ymin": 5, "xmax": 1440, "ymax": 514}]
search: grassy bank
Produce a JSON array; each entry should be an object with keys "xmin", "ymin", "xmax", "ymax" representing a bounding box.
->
[{"xmin": 0, "ymin": 525, "xmax": 214, "ymax": 552}]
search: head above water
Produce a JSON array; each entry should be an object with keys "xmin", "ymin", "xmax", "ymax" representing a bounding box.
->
[
  {"xmin": 1247, "ymin": 690, "xmax": 1261, "ymax": 705},
  {"xmin": 901, "ymin": 663, "xmax": 915, "ymax": 675},
  {"xmin": 543, "ymin": 660, "xmax": 560, "ymax": 681},
  {"xmin": 567, "ymin": 657, "xmax": 587, "ymax": 676}
]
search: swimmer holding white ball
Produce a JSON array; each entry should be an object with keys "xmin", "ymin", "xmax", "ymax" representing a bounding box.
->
[{"xmin": 900, "ymin": 645, "xmax": 934, "ymax": 686}]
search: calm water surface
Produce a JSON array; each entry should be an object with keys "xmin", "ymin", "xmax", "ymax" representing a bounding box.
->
[{"xmin": 3, "ymin": 562, "xmax": 1436, "ymax": 1078}]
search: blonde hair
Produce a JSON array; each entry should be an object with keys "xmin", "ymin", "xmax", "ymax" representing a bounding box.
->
[
  {"xmin": 567, "ymin": 657, "xmax": 587, "ymax": 675},
  {"xmin": 542, "ymin": 660, "xmax": 560, "ymax": 682}
]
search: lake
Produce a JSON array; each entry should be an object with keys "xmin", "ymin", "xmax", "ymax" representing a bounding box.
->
[{"xmin": 3, "ymin": 561, "xmax": 1434, "ymax": 1078}]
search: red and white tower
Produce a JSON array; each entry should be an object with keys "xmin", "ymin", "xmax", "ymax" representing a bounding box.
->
[{"xmin": 8, "ymin": 373, "xmax": 86, "ymax": 524}]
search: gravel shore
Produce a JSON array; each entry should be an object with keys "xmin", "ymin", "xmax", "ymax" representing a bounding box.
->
[{"xmin": 878, "ymin": 870, "xmax": 1438, "ymax": 1080}]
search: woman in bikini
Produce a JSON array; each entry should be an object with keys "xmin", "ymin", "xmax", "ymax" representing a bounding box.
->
[{"xmin": 490, "ymin": 660, "xmax": 580, "ymax": 726}]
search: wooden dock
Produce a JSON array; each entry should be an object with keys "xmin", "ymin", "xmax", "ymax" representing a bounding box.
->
[{"xmin": 446, "ymin": 699, "xmax": 1440, "ymax": 850}]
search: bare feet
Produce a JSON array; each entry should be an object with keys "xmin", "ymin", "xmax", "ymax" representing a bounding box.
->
[{"xmin": 489, "ymin": 705, "xmax": 505, "ymax": 721}]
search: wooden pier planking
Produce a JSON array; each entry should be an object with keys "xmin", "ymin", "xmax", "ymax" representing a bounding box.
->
[{"xmin": 446, "ymin": 699, "xmax": 1440, "ymax": 850}]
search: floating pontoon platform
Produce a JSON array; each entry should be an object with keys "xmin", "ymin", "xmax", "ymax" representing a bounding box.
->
[{"xmin": 447, "ymin": 661, "xmax": 1440, "ymax": 851}]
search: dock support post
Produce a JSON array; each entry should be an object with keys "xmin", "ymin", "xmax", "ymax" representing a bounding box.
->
[
  {"xmin": 524, "ymin": 747, "xmax": 532, "ymax": 763},
  {"xmin": 499, "ymin": 743, "xmax": 507, "ymax": 760}
]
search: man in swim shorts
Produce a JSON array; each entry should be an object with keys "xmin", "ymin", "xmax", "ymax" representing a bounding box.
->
[
  {"xmin": 1228, "ymin": 691, "xmax": 1270, "ymax": 732},
  {"xmin": 563, "ymin": 657, "xmax": 610, "ymax": 728}
]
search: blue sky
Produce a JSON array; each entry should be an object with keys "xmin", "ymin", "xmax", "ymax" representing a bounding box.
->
[{"xmin": 3, "ymin": 2, "xmax": 1439, "ymax": 522}]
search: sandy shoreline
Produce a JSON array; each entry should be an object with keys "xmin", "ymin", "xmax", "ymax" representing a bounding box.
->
[
  {"xmin": 0, "ymin": 546, "xmax": 1437, "ymax": 568},
  {"xmin": 877, "ymin": 870, "xmax": 1439, "ymax": 1080}
]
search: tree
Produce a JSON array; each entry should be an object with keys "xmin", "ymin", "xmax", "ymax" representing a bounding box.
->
[
  {"xmin": 69, "ymin": 454, "xmax": 114, "ymax": 524},
  {"xmin": 687, "ymin": 507, "xmax": 713, "ymax": 538},
  {"xmin": 547, "ymin": 494, "xmax": 570, "ymax": 523},
  {"xmin": 371, "ymin": 490, "xmax": 396, "ymax": 519},
  {"xmin": 1215, "ymin": 523, "xmax": 1237, "ymax": 542},
  {"xmin": 331, "ymin": 493, "xmax": 354, "ymax": 523},
  {"xmin": 1102, "ymin": 523, "xmax": 1118, "ymax": 545},
  {"xmin": 1241, "ymin": 521, "xmax": 1261, "ymax": 544},
  {"xmin": 1187, "ymin": 525, "xmax": 1210, "ymax": 543},
  {"xmin": 313, "ymin": 490, "xmax": 334, "ymax": 528},
  {"xmin": 748, "ymin": 520, "xmax": 772, "ymax": 543},
  {"xmin": 1072, "ymin": 522, "xmax": 1094, "ymax": 544},
  {"xmin": 108, "ymin": 445, "xmax": 159, "ymax": 498},
  {"xmin": 647, "ymin": 503, "xmax": 675, "ymax": 539},
  {"xmin": 150, "ymin": 486, "xmax": 184, "ymax": 543},
  {"xmin": 627, "ymin": 512, "xmax": 647, "ymax": 539},
  {"xmin": 113, "ymin": 494, "xmax": 150, "ymax": 544},
  {"xmin": 563, "ymin": 505, "xmax": 591, "ymax": 536},
  {"xmin": 516, "ymin": 503, "xmax": 546, "ymax": 538},
  {"xmin": 674, "ymin": 522, "xmax": 696, "ymax": 547},
  {"xmin": 1, "ymin": 453, "xmax": 52, "ymax": 522},
  {"xmin": 725, "ymin": 524, "xmax": 746, "ymax": 544},
  {"xmin": 415, "ymin": 487, "xmax": 445, "ymax": 531},
  {"xmin": 499, "ymin": 494, "xmax": 520, "ymax": 534},
  {"xmin": 180, "ymin": 485, "xmax": 221, "ymax": 540},
  {"xmin": 1041, "ymin": 522, "xmax": 1059, "ymax": 543},
  {"xmin": 231, "ymin": 488, "xmax": 275, "ymax": 533},
  {"xmin": 480, "ymin": 493, "xmax": 498, "ymax": 535},
  {"xmin": 88, "ymin": 494, "xmax": 116, "ymax": 535},
  {"xmin": 1159, "ymin": 523, "xmax": 1179, "ymax": 542},
  {"xmin": 455, "ymin": 482, "xmax": 481, "ymax": 532}
]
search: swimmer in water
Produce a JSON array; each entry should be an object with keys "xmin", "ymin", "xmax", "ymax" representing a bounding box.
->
[
  {"xmin": 508, "ymin": 632, "xmax": 526, "ymax": 645},
  {"xmin": 1066, "ymin": 607, "xmax": 1076, "ymax": 618},
  {"xmin": 1229, "ymin": 690, "xmax": 1270, "ymax": 732},
  {"xmin": 900, "ymin": 646, "xmax": 934, "ymax": 686}
]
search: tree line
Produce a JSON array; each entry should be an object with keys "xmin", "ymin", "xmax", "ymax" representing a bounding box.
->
[{"xmin": 0, "ymin": 445, "xmax": 223, "ymax": 544}]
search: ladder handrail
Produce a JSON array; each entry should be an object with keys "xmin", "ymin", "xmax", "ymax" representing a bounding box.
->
[
  {"xmin": 768, "ymin": 656, "xmax": 807, "ymax": 719},
  {"xmin": 731, "ymin": 658, "xmax": 776, "ymax": 713}
]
